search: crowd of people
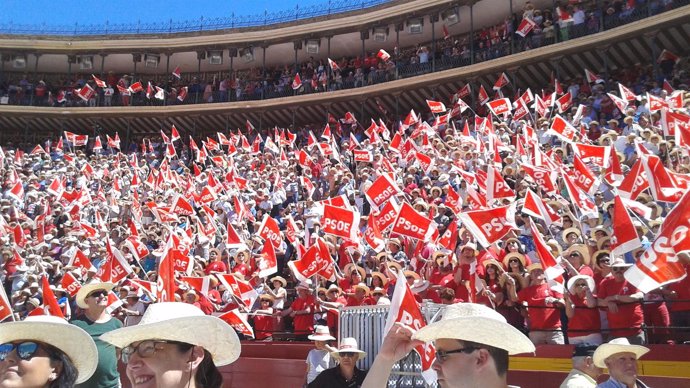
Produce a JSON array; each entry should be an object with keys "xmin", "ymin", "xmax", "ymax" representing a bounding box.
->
[{"xmin": 0, "ymin": 0, "xmax": 679, "ymax": 108}]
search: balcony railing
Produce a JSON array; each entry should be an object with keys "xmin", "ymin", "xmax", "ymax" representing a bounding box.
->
[
  {"xmin": 1, "ymin": 0, "xmax": 688, "ymax": 109},
  {"xmin": 0, "ymin": 0, "xmax": 392, "ymax": 36}
]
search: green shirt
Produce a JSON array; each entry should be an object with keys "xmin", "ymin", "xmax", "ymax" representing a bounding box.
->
[{"xmin": 71, "ymin": 316, "xmax": 123, "ymax": 388}]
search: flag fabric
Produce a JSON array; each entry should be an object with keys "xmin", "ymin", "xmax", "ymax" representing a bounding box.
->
[
  {"xmin": 478, "ymin": 84, "xmax": 490, "ymax": 105},
  {"xmin": 364, "ymin": 174, "xmax": 401, "ymax": 209},
  {"xmin": 377, "ymin": 49, "xmax": 391, "ymax": 62},
  {"xmin": 41, "ymin": 276, "xmax": 65, "ymax": 318},
  {"xmin": 515, "ymin": 18, "xmax": 537, "ymax": 37},
  {"xmin": 584, "ymin": 69, "xmax": 604, "ymax": 84},
  {"xmin": 172, "ymin": 66, "xmax": 182, "ymax": 79},
  {"xmin": 321, "ymin": 205, "xmax": 360, "ymax": 241},
  {"xmin": 218, "ymin": 309, "xmax": 255, "ymax": 338},
  {"xmin": 92, "ymin": 74, "xmax": 107, "ymax": 88},
  {"xmin": 292, "ymin": 73, "xmax": 303, "ymax": 90},
  {"xmin": 426, "ymin": 100, "xmax": 446, "ymax": 114},
  {"xmin": 458, "ymin": 204, "xmax": 517, "ymax": 247},
  {"xmin": 493, "ymin": 72, "xmax": 510, "ymax": 90},
  {"xmin": 528, "ymin": 219, "xmax": 564, "ymax": 281},
  {"xmin": 610, "ymin": 196, "xmax": 641, "ymax": 256},
  {"xmin": 391, "ymin": 202, "xmax": 437, "ymax": 241},
  {"xmin": 77, "ymin": 84, "xmax": 95, "ymax": 101},
  {"xmin": 383, "ymin": 269, "xmax": 437, "ymax": 384},
  {"xmin": 327, "ymin": 58, "xmax": 340, "ymax": 71}
]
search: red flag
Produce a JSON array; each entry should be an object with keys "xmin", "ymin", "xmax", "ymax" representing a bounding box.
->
[
  {"xmin": 625, "ymin": 190, "xmax": 690, "ymax": 293},
  {"xmin": 515, "ymin": 17, "xmax": 536, "ymax": 37},
  {"xmin": 584, "ymin": 69, "xmax": 603, "ymax": 84},
  {"xmin": 555, "ymin": 91, "xmax": 573, "ymax": 113},
  {"xmin": 657, "ymin": 49, "xmax": 680, "ymax": 64},
  {"xmin": 426, "ymin": 100, "xmax": 446, "ymax": 114},
  {"xmin": 561, "ymin": 171, "xmax": 598, "ymax": 218},
  {"xmin": 548, "ymin": 114, "xmax": 578, "ymax": 143},
  {"xmin": 172, "ymin": 65, "xmax": 182, "ymax": 79},
  {"xmin": 287, "ymin": 241, "xmax": 332, "ymax": 283},
  {"xmin": 618, "ymin": 83, "xmax": 638, "ymax": 101},
  {"xmin": 0, "ymin": 285, "xmax": 13, "ymax": 322},
  {"xmin": 327, "ymin": 58, "xmax": 340, "ymax": 71},
  {"xmin": 477, "ymin": 84, "xmax": 490, "ymax": 105},
  {"xmin": 60, "ymin": 272, "xmax": 82, "ymax": 297},
  {"xmin": 572, "ymin": 153, "xmax": 600, "ymax": 195},
  {"xmin": 216, "ymin": 274, "xmax": 258, "ymax": 308},
  {"xmin": 365, "ymin": 174, "xmax": 401, "ymax": 209},
  {"xmin": 321, "ymin": 205, "xmax": 360, "ymax": 241},
  {"xmin": 292, "ymin": 73, "xmax": 302, "ymax": 90},
  {"xmin": 257, "ymin": 240, "xmax": 278, "ymax": 278},
  {"xmin": 156, "ymin": 236, "xmax": 177, "ymax": 302},
  {"xmin": 391, "ymin": 202, "xmax": 437, "ymax": 241},
  {"xmin": 41, "ymin": 276, "xmax": 65, "ymax": 318},
  {"xmin": 493, "ymin": 72, "xmax": 510, "ymax": 90},
  {"xmin": 384, "ymin": 270, "xmax": 436, "ymax": 384},
  {"xmin": 521, "ymin": 189, "xmax": 560, "ymax": 227},
  {"xmin": 364, "ymin": 213, "xmax": 386, "ymax": 252},
  {"xmin": 458, "ymin": 204, "xmax": 517, "ymax": 247},
  {"xmin": 639, "ymin": 154, "xmax": 685, "ymax": 203},
  {"xmin": 128, "ymin": 81, "xmax": 143, "ymax": 94},
  {"xmin": 257, "ymin": 215, "xmax": 283, "ymax": 249},
  {"xmin": 617, "ymin": 159, "xmax": 649, "ymax": 200},
  {"xmin": 218, "ymin": 309, "xmax": 255, "ymax": 338},
  {"xmin": 610, "ymin": 196, "xmax": 641, "ymax": 257},
  {"xmin": 92, "ymin": 74, "xmax": 107, "ymax": 88},
  {"xmin": 377, "ymin": 49, "xmax": 391, "ymax": 62},
  {"xmin": 177, "ymin": 86, "xmax": 188, "ymax": 101},
  {"xmin": 486, "ymin": 98, "xmax": 512, "ymax": 116},
  {"xmin": 77, "ymin": 84, "xmax": 95, "ymax": 101},
  {"xmin": 486, "ymin": 165, "xmax": 515, "ymax": 203},
  {"xmin": 528, "ymin": 219, "xmax": 564, "ymax": 281}
]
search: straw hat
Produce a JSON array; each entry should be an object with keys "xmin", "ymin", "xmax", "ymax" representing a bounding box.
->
[
  {"xmin": 0, "ymin": 315, "xmax": 98, "ymax": 384},
  {"xmin": 567, "ymin": 274, "xmax": 596, "ymax": 295},
  {"xmin": 326, "ymin": 284, "xmax": 342, "ymax": 295},
  {"xmin": 403, "ymin": 270, "xmax": 421, "ymax": 281},
  {"xmin": 562, "ymin": 227, "xmax": 582, "ymax": 242},
  {"xmin": 354, "ymin": 283, "xmax": 371, "ymax": 295},
  {"xmin": 610, "ymin": 257, "xmax": 633, "ymax": 268},
  {"xmin": 308, "ymin": 325, "xmax": 335, "ymax": 341},
  {"xmin": 372, "ymin": 287, "xmax": 386, "ymax": 295},
  {"xmin": 184, "ymin": 289, "xmax": 200, "ymax": 302},
  {"xmin": 259, "ymin": 294, "xmax": 275, "ymax": 302},
  {"xmin": 270, "ymin": 276, "xmax": 287, "ymax": 287},
  {"xmin": 371, "ymin": 271, "xmax": 388, "ymax": 286},
  {"xmin": 502, "ymin": 252, "xmax": 526, "ymax": 268},
  {"xmin": 483, "ymin": 259, "xmax": 505, "ymax": 271},
  {"xmin": 75, "ymin": 282, "xmax": 115, "ymax": 309},
  {"xmin": 410, "ymin": 279, "xmax": 430, "ymax": 294},
  {"xmin": 385, "ymin": 261, "xmax": 403, "ymax": 274},
  {"xmin": 330, "ymin": 337, "xmax": 366, "ymax": 360},
  {"xmin": 566, "ymin": 244, "xmax": 591, "ymax": 266},
  {"xmin": 296, "ymin": 280, "xmax": 313, "ymax": 291},
  {"xmin": 413, "ymin": 303, "xmax": 535, "ymax": 355},
  {"xmin": 100, "ymin": 302, "xmax": 241, "ymax": 366},
  {"xmin": 526, "ymin": 263, "xmax": 543, "ymax": 272},
  {"xmin": 343, "ymin": 263, "xmax": 366, "ymax": 279},
  {"xmin": 592, "ymin": 337, "xmax": 650, "ymax": 368}
]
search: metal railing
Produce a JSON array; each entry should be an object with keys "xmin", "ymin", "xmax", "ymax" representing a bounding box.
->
[{"xmin": 0, "ymin": 0, "xmax": 391, "ymax": 36}]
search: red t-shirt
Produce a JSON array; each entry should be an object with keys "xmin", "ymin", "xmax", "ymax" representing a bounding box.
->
[
  {"xmin": 205, "ymin": 261, "xmax": 227, "ymax": 275},
  {"xmin": 253, "ymin": 313, "xmax": 274, "ymax": 340},
  {"xmin": 567, "ymin": 293, "xmax": 601, "ymax": 338},
  {"xmin": 346, "ymin": 296, "xmax": 375, "ymax": 307},
  {"xmin": 518, "ymin": 283, "xmax": 563, "ymax": 330},
  {"xmin": 576, "ymin": 265, "xmax": 595, "ymax": 278},
  {"xmin": 668, "ymin": 266, "xmax": 690, "ymax": 312},
  {"xmin": 291, "ymin": 295, "xmax": 316, "ymax": 335},
  {"xmin": 598, "ymin": 278, "xmax": 644, "ymax": 337},
  {"xmin": 326, "ymin": 296, "xmax": 347, "ymax": 331}
]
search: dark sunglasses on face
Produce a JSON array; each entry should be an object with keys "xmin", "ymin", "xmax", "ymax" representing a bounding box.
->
[
  {"xmin": 339, "ymin": 352, "xmax": 357, "ymax": 358},
  {"xmin": 87, "ymin": 290, "xmax": 108, "ymax": 298},
  {"xmin": 0, "ymin": 342, "xmax": 41, "ymax": 362}
]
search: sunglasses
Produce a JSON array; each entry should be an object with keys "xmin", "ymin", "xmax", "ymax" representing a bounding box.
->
[
  {"xmin": 339, "ymin": 352, "xmax": 358, "ymax": 358},
  {"xmin": 0, "ymin": 342, "xmax": 42, "ymax": 362},
  {"xmin": 509, "ymin": 259, "xmax": 519, "ymax": 263},
  {"xmin": 121, "ymin": 340, "xmax": 184, "ymax": 364},
  {"xmin": 87, "ymin": 290, "xmax": 108, "ymax": 298},
  {"xmin": 612, "ymin": 267, "xmax": 626, "ymax": 272},
  {"xmin": 435, "ymin": 346, "xmax": 480, "ymax": 363},
  {"xmin": 575, "ymin": 283, "xmax": 588, "ymax": 287}
]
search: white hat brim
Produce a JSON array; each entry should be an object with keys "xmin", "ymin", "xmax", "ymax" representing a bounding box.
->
[
  {"xmin": 412, "ymin": 316, "xmax": 536, "ymax": 355},
  {"xmin": 100, "ymin": 315, "xmax": 240, "ymax": 366},
  {"xmin": 593, "ymin": 344, "xmax": 650, "ymax": 368},
  {"xmin": 308, "ymin": 334, "xmax": 336, "ymax": 341},
  {"xmin": 0, "ymin": 319, "xmax": 98, "ymax": 384},
  {"xmin": 330, "ymin": 349, "xmax": 366, "ymax": 360}
]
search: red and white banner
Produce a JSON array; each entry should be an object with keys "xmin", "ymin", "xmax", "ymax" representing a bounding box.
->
[
  {"xmin": 486, "ymin": 98, "xmax": 512, "ymax": 116},
  {"xmin": 365, "ymin": 174, "xmax": 401, "ymax": 209},
  {"xmin": 548, "ymin": 115, "xmax": 578, "ymax": 143},
  {"xmin": 528, "ymin": 219, "xmax": 564, "ymax": 281},
  {"xmin": 625, "ymin": 190, "xmax": 690, "ymax": 293},
  {"xmin": 521, "ymin": 163, "xmax": 557, "ymax": 194},
  {"xmin": 521, "ymin": 189, "xmax": 560, "ymax": 227},
  {"xmin": 124, "ymin": 236, "xmax": 150, "ymax": 261},
  {"xmin": 257, "ymin": 215, "xmax": 283, "ymax": 249},
  {"xmin": 257, "ymin": 239, "xmax": 278, "ymax": 279},
  {"xmin": 353, "ymin": 149, "xmax": 373, "ymax": 163},
  {"xmin": 486, "ymin": 165, "xmax": 516, "ymax": 203},
  {"xmin": 555, "ymin": 92, "xmax": 573, "ymax": 113},
  {"xmin": 364, "ymin": 212, "xmax": 386, "ymax": 252},
  {"xmin": 216, "ymin": 274, "xmax": 258, "ymax": 308},
  {"xmin": 458, "ymin": 203, "xmax": 517, "ymax": 248},
  {"xmin": 610, "ymin": 196, "xmax": 641, "ymax": 257},
  {"xmin": 444, "ymin": 186, "xmax": 463, "ymax": 216},
  {"xmin": 617, "ymin": 159, "xmax": 649, "ymax": 200},
  {"xmin": 374, "ymin": 198, "xmax": 400, "ymax": 232},
  {"xmin": 217, "ymin": 309, "xmax": 255, "ymax": 338},
  {"xmin": 288, "ymin": 239, "xmax": 332, "ymax": 283},
  {"xmin": 572, "ymin": 143, "xmax": 610, "ymax": 169},
  {"xmin": 391, "ymin": 202, "xmax": 437, "ymax": 241},
  {"xmin": 321, "ymin": 204, "xmax": 360, "ymax": 241},
  {"xmin": 156, "ymin": 236, "xmax": 177, "ymax": 302},
  {"xmin": 515, "ymin": 17, "xmax": 536, "ymax": 37},
  {"xmin": 493, "ymin": 72, "xmax": 510, "ymax": 90},
  {"xmin": 41, "ymin": 276, "xmax": 65, "ymax": 318},
  {"xmin": 561, "ymin": 171, "xmax": 598, "ymax": 219},
  {"xmin": 572, "ymin": 153, "xmax": 600, "ymax": 195},
  {"xmin": 639, "ymin": 154, "xmax": 685, "ymax": 203},
  {"xmin": 383, "ymin": 270, "xmax": 436, "ymax": 384},
  {"xmin": 426, "ymin": 100, "xmax": 446, "ymax": 114},
  {"xmin": 60, "ymin": 272, "xmax": 82, "ymax": 297},
  {"xmin": 0, "ymin": 284, "xmax": 13, "ymax": 322}
]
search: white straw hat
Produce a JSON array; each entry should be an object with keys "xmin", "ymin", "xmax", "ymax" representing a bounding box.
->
[
  {"xmin": 100, "ymin": 302, "xmax": 241, "ymax": 366},
  {"xmin": 412, "ymin": 303, "xmax": 535, "ymax": 355},
  {"xmin": 593, "ymin": 337, "xmax": 650, "ymax": 368},
  {"xmin": 330, "ymin": 337, "xmax": 366, "ymax": 360},
  {"xmin": 567, "ymin": 274, "xmax": 596, "ymax": 295},
  {"xmin": 308, "ymin": 325, "xmax": 335, "ymax": 341},
  {"xmin": 0, "ymin": 315, "xmax": 98, "ymax": 384},
  {"xmin": 75, "ymin": 282, "xmax": 115, "ymax": 309}
]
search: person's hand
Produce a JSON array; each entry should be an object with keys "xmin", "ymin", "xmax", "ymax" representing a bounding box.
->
[{"xmin": 376, "ymin": 323, "xmax": 425, "ymax": 363}]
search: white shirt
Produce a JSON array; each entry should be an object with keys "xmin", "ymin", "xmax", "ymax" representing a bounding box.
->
[{"xmin": 306, "ymin": 349, "xmax": 332, "ymax": 384}]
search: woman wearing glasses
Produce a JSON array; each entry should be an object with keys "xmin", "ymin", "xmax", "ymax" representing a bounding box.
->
[
  {"xmin": 101, "ymin": 302, "xmax": 240, "ymax": 388},
  {"xmin": 564, "ymin": 274, "xmax": 602, "ymax": 345},
  {"xmin": 308, "ymin": 337, "xmax": 367, "ymax": 388},
  {"xmin": 0, "ymin": 315, "xmax": 97, "ymax": 388}
]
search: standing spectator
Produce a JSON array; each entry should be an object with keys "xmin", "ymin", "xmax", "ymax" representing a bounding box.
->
[
  {"xmin": 565, "ymin": 275, "xmax": 602, "ymax": 345},
  {"xmin": 305, "ymin": 325, "xmax": 336, "ymax": 386},
  {"xmin": 282, "ymin": 281, "xmax": 316, "ymax": 341},
  {"xmin": 597, "ymin": 258, "xmax": 645, "ymax": 344}
]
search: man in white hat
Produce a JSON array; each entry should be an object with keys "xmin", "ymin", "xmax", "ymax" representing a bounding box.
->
[
  {"xmin": 309, "ymin": 337, "xmax": 368, "ymax": 388},
  {"xmin": 597, "ymin": 258, "xmax": 645, "ymax": 344},
  {"xmin": 362, "ymin": 303, "xmax": 535, "ymax": 388},
  {"xmin": 71, "ymin": 282, "xmax": 122, "ymax": 388},
  {"xmin": 593, "ymin": 338, "xmax": 650, "ymax": 388}
]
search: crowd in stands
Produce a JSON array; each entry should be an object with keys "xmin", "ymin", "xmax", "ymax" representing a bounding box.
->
[
  {"xmin": 0, "ymin": 0, "xmax": 683, "ymax": 107},
  {"xmin": 1, "ymin": 39, "xmax": 690, "ymax": 349}
]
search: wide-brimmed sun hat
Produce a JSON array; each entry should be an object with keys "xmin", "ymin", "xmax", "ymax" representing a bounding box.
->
[
  {"xmin": 270, "ymin": 276, "xmax": 287, "ymax": 287},
  {"xmin": 412, "ymin": 303, "xmax": 535, "ymax": 355},
  {"xmin": 0, "ymin": 315, "xmax": 98, "ymax": 384},
  {"xmin": 100, "ymin": 302, "xmax": 241, "ymax": 366},
  {"xmin": 308, "ymin": 325, "xmax": 335, "ymax": 341},
  {"xmin": 567, "ymin": 274, "xmax": 596, "ymax": 294},
  {"xmin": 75, "ymin": 282, "xmax": 115, "ymax": 309},
  {"xmin": 330, "ymin": 337, "xmax": 366, "ymax": 360},
  {"xmin": 592, "ymin": 337, "xmax": 649, "ymax": 368}
]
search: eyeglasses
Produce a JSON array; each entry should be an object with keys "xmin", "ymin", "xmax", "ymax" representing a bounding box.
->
[
  {"xmin": 87, "ymin": 290, "xmax": 108, "ymax": 298},
  {"xmin": 339, "ymin": 352, "xmax": 358, "ymax": 358},
  {"xmin": 121, "ymin": 340, "xmax": 183, "ymax": 364},
  {"xmin": 612, "ymin": 267, "xmax": 626, "ymax": 272},
  {"xmin": 0, "ymin": 342, "xmax": 42, "ymax": 362},
  {"xmin": 508, "ymin": 259, "xmax": 519, "ymax": 263},
  {"xmin": 569, "ymin": 253, "xmax": 581, "ymax": 258},
  {"xmin": 598, "ymin": 259, "xmax": 611, "ymax": 264},
  {"xmin": 574, "ymin": 283, "xmax": 588, "ymax": 287},
  {"xmin": 435, "ymin": 346, "xmax": 480, "ymax": 363}
]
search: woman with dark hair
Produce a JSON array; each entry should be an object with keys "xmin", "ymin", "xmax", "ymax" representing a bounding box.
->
[
  {"xmin": 0, "ymin": 315, "xmax": 98, "ymax": 388},
  {"xmin": 101, "ymin": 302, "xmax": 241, "ymax": 388}
]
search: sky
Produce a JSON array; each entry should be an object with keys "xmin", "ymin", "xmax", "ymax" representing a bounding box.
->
[{"xmin": 0, "ymin": 0, "xmax": 333, "ymax": 26}]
